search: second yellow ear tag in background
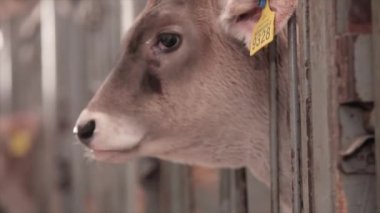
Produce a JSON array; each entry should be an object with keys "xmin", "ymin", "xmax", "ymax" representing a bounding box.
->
[
  {"xmin": 9, "ymin": 130, "xmax": 32, "ymax": 158},
  {"xmin": 249, "ymin": 0, "xmax": 276, "ymax": 56}
]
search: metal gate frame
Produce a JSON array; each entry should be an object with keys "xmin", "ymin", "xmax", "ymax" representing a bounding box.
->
[
  {"xmin": 372, "ymin": 0, "xmax": 380, "ymax": 212},
  {"xmin": 292, "ymin": 0, "xmax": 380, "ymax": 212}
]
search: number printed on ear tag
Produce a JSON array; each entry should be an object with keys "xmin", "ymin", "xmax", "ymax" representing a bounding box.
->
[{"xmin": 249, "ymin": 0, "xmax": 276, "ymax": 56}]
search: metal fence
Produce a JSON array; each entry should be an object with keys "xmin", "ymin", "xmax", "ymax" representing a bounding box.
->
[{"xmin": 0, "ymin": 0, "xmax": 379, "ymax": 212}]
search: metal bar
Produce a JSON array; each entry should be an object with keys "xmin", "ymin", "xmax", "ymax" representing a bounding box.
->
[
  {"xmin": 121, "ymin": 0, "xmax": 135, "ymax": 34},
  {"xmin": 40, "ymin": 0, "xmax": 61, "ymax": 212},
  {"xmin": 371, "ymin": 0, "xmax": 380, "ymax": 212},
  {"xmin": 308, "ymin": 0, "xmax": 336, "ymax": 211},
  {"xmin": 41, "ymin": 1, "xmax": 57, "ymax": 111},
  {"xmin": 246, "ymin": 172, "xmax": 270, "ymax": 213},
  {"xmin": 138, "ymin": 158, "xmax": 160, "ymax": 213},
  {"xmin": 288, "ymin": 14, "xmax": 302, "ymax": 213},
  {"xmin": 170, "ymin": 164, "xmax": 193, "ymax": 213},
  {"xmin": 220, "ymin": 169, "xmax": 247, "ymax": 213},
  {"xmin": 220, "ymin": 170, "xmax": 233, "ymax": 213},
  {"xmin": 0, "ymin": 23, "xmax": 13, "ymax": 115},
  {"xmin": 296, "ymin": 0, "xmax": 313, "ymax": 211},
  {"xmin": 124, "ymin": 162, "xmax": 138, "ymax": 213},
  {"xmin": 269, "ymin": 38, "xmax": 280, "ymax": 213},
  {"xmin": 58, "ymin": 9, "xmax": 88, "ymax": 213},
  {"xmin": 235, "ymin": 169, "xmax": 248, "ymax": 213}
]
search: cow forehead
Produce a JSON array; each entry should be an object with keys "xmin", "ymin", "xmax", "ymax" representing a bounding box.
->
[
  {"xmin": 124, "ymin": 1, "xmax": 220, "ymax": 55},
  {"xmin": 148, "ymin": 0, "xmax": 211, "ymax": 7},
  {"xmin": 146, "ymin": 0, "xmax": 221, "ymax": 17},
  {"xmin": 123, "ymin": 10, "xmax": 186, "ymax": 56}
]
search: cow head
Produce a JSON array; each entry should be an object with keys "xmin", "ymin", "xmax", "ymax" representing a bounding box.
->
[{"xmin": 74, "ymin": 0, "xmax": 296, "ymax": 170}]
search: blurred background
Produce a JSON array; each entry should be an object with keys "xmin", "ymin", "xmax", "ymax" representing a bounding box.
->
[
  {"xmin": 0, "ymin": 1, "xmax": 229, "ymax": 212},
  {"xmin": 1, "ymin": 0, "xmax": 378, "ymax": 213}
]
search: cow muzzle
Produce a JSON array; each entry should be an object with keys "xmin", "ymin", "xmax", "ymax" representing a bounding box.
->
[{"xmin": 73, "ymin": 110, "xmax": 146, "ymax": 152}]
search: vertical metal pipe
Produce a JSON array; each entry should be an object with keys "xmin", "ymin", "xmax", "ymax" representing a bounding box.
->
[
  {"xmin": 235, "ymin": 169, "xmax": 248, "ymax": 213},
  {"xmin": 120, "ymin": 0, "xmax": 135, "ymax": 34},
  {"xmin": 170, "ymin": 164, "xmax": 193, "ymax": 213},
  {"xmin": 220, "ymin": 170, "xmax": 233, "ymax": 213},
  {"xmin": 371, "ymin": 0, "xmax": 380, "ymax": 212},
  {"xmin": 0, "ymin": 24, "xmax": 13, "ymax": 115},
  {"xmin": 41, "ymin": 0, "xmax": 57, "ymax": 111},
  {"xmin": 269, "ymin": 39, "xmax": 280, "ymax": 213},
  {"xmin": 296, "ymin": 0, "xmax": 313, "ymax": 210},
  {"xmin": 288, "ymin": 15, "xmax": 302, "ymax": 213},
  {"xmin": 308, "ymin": 0, "xmax": 335, "ymax": 212},
  {"xmin": 220, "ymin": 169, "xmax": 247, "ymax": 213},
  {"xmin": 124, "ymin": 162, "xmax": 137, "ymax": 213},
  {"xmin": 40, "ymin": 0, "xmax": 60, "ymax": 212},
  {"xmin": 64, "ymin": 12, "xmax": 88, "ymax": 213}
]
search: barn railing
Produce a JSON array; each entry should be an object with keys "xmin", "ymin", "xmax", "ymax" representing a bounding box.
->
[
  {"xmin": 269, "ymin": 36, "xmax": 279, "ymax": 213},
  {"xmin": 288, "ymin": 14, "xmax": 302, "ymax": 213},
  {"xmin": 372, "ymin": 0, "xmax": 380, "ymax": 212}
]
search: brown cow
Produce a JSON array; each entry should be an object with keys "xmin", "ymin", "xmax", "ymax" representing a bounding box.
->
[{"xmin": 74, "ymin": 0, "xmax": 297, "ymax": 211}]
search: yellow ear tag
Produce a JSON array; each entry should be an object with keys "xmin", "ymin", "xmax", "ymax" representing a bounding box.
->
[
  {"xmin": 9, "ymin": 130, "xmax": 32, "ymax": 158},
  {"xmin": 249, "ymin": 0, "xmax": 276, "ymax": 56}
]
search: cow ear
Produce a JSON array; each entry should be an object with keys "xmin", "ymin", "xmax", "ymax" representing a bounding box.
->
[{"xmin": 220, "ymin": 0, "xmax": 297, "ymax": 48}]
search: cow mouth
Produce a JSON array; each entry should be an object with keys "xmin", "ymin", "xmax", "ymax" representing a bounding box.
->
[
  {"xmin": 84, "ymin": 131, "xmax": 149, "ymax": 162},
  {"xmin": 87, "ymin": 144, "xmax": 140, "ymax": 162}
]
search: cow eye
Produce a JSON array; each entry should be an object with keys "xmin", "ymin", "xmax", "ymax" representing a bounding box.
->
[{"xmin": 157, "ymin": 33, "xmax": 181, "ymax": 52}]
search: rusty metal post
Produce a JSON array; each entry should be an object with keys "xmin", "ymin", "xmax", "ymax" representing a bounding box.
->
[
  {"xmin": 288, "ymin": 15, "xmax": 302, "ymax": 213},
  {"xmin": 372, "ymin": 0, "xmax": 380, "ymax": 212},
  {"xmin": 58, "ymin": 7, "xmax": 88, "ymax": 213},
  {"xmin": 296, "ymin": 0, "xmax": 313, "ymax": 211},
  {"xmin": 269, "ymin": 38, "xmax": 280, "ymax": 213},
  {"xmin": 309, "ymin": 0, "xmax": 337, "ymax": 211}
]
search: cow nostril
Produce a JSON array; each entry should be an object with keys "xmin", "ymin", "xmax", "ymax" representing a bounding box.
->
[{"xmin": 76, "ymin": 120, "xmax": 96, "ymax": 144}]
